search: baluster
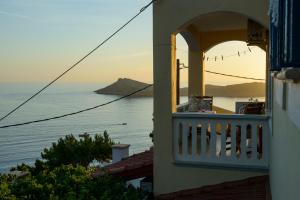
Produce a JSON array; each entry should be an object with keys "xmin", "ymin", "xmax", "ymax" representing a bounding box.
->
[
  {"xmin": 192, "ymin": 121, "xmax": 197, "ymax": 157},
  {"xmin": 231, "ymin": 122, "xmax": 237, "ymax": 160},
  {"xmin": 200, "ymin": 123, "xmax": 207, "ymax": 158},
  {"xmin": 220, "ymin": 122, "xmax": 226, "ymax": 160},
  {"xmin": 210, "ymin": 122, "xmax": 216, "ymax": 158},
  {"xmin": 182, "ymin": 121, "xmax": 188, "ymax": 156},
  {"xmin": 173, "ymin": 116, "xmax": 270, "ymax": 168},
  {"xmin": 260, "ymin": 125, "xmax": 264, "ymax": 160},
  {"xmin": 262, "ymin": 122, "xmax": 268, "ymax": 162},
  {"xmin": 174, "ymin": 119, "xmax": 180, "ymax": 160},
  {"xmin": 251, "ymin": 123, "xmax": 258, "ymax": 161},
  {"xmin": 240, "ymin": 123, "xmax": 247, "ymax": 160}
]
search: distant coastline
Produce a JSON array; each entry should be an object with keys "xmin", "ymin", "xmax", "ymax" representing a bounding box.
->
[{"xmin": 94, "ymin": 78, "xmax": 265, "ymax": 98}]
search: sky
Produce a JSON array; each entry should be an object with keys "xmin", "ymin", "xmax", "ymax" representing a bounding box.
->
[{"xmin": 0, "ymin": 0, "xmax": 266, "ymax": 85}]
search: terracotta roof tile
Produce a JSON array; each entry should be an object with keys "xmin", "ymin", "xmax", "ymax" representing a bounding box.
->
[
  {"xmin": 156, "ymin": 175, "xmax": 270, "ymax": 200},
  {"xmin": 93, "ymin": 149, "xmax": 270, "ymax": 200},
  {"xmin": 93, "ymin": 148, "xmax": 153, "ymax": 180}
]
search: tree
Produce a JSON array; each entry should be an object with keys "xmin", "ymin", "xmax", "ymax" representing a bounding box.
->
[
  {"xmin": 41, "ymin": 131, "xmax": 114, "ymax": 168},
  {"xmin": 0, "ymin": 174, "xmax": 16, "ymax": 200},
  {"xmin": 4, "ymin": 165, "xmax": 147, "ymax": 200},
  {"xmin": 1, "ymin": 131, "xmax": 149, "ymax": 199}
]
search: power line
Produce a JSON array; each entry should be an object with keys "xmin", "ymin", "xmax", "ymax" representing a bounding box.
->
[
  {"xmin": 0, "ymin": 84, "xmax": 153, "ymax": 129},
  {"xmin": 0, "ymin": 64, "xmax": 264, "ymax": 129},
  {"xmin": 0, "ymin": 0, "xmax": 156, "ymax": 123},
  {"xmin": 179, "ymin": 66, "xmax": 265, "ymax": 81},
  {"xmin": 205, "ymin": 70, "xmax": 265, "ymax": 81}
]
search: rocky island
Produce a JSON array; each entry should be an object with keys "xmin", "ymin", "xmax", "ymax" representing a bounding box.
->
[{"xmin": 95, "ymin": 78, "xmax": 265, "ymax": 98}]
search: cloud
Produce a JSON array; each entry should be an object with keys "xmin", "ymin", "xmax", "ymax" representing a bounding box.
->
[{"xmin": 0, "ymin": 10, "xmax": 34, "ymax": 21}]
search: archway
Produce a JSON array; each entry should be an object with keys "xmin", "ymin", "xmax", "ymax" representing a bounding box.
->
[{"xmin": 174, "ymin": 11, "xmax": 268, "ymax": 113}]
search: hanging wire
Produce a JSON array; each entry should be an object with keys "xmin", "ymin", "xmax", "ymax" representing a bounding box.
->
[
  {"xmin": 205, "ymin": 70, "xmax": 265, "ymax": 81},
  {"xmin": 0, "ymin": 85, "xmax": 153, "ymax": 129},
  {"xmin": 179, "ymin": 65, "xmax": 265, "ymax": 81},
  {"xmin": 0, "ymin": 0, "xmax": 156, "ymax": 123},
  {"xmin": 1, "ymin": 64, "xmax": 265, "ymax": 129}
]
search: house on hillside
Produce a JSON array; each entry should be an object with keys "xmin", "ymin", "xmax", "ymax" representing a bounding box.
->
[{"xmin": 151, "ymin": 0, "xmax": 300, "ymax": 199}]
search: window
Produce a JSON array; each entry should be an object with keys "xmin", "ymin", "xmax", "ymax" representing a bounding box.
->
[{"xmin": 270, "ymin": 0, "xmax": 300, "ymax": 71}]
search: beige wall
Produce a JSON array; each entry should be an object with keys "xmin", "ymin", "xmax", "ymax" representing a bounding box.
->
[
  {"xmin": 270, "ymin": 79, "xmax": 300, "ymax": 200},
  {"xmin": 153, "ymin": 0, "xmax": 269, "ymax": 195}
]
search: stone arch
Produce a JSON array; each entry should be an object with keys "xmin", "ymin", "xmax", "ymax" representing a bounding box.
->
[
  {"xmin": 180, "ymin": 31, "xmax": 200, "ymax": 52},
  {"xmin": 177, "ymin": 11, "xmax": 268, "ymax": 53}
]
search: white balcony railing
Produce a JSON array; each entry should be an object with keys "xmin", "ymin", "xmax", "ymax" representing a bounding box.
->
[{"xmin": 173, "ymin": 113, "xmax": 270, "ymax": 169}]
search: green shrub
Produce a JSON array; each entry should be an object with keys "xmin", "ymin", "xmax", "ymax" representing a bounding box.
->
[
  {"xmin": 2, "ymin": 131, "xmax": 148, "ymax": 199},
  {"xmin": 41, "ymin": 131, "xmax": 114, "ymax": 168}
]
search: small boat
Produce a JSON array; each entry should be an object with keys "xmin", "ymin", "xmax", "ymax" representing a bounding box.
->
[{"xmin": 79, "ymin": 132, "xmax": 89, "ymax": 137}]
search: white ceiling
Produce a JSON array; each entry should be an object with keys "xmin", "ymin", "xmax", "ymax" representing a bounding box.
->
[{"xmin": 191, "ymin": 12, "xmax": 248, "ymax": 32}]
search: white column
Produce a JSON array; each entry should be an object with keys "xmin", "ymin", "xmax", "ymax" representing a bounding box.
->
[
  {"xmin": 265, "ymin": 44, "xmax": 271, "ymax": 113},
  {"xmin": 153, "ymin": 34, "xmax": 177, "ymax": 194},
  {"xmin": 188, "ymin": 50, "xmax": 205, "ymax": 96}
]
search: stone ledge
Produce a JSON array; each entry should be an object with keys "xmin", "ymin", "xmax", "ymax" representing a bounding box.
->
[{"xmin": 273, "ymin": 68, "xmax": 300, "ymax": 83}]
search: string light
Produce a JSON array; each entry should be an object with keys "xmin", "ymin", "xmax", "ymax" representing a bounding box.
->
[{"xmin": 176, "ymin": 47, "xmax": 256, "ymax": 62}]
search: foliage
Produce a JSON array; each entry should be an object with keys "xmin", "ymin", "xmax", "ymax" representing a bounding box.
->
[
  {"xmin": 41, "ymin": 131, "xmax": 114, "ymax": 168},
  {"xmin": 10, "ymin": 163, "xmax": 32, "ymax": 173},
  {"xmin": 0, "ymin": 174, "xmax": 16, "ymax": 200},
  {"xmin": 2, "ymin": 165, "xmax": 147, "ymax": 200},
  {"xmin": 1, "ymin": 131, "xmax": 149, "ymax": 200}
]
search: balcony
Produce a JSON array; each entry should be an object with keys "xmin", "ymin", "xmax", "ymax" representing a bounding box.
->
[{"xmin": 173, "ymin": 112, "xmax": 270, "ymax": 170}]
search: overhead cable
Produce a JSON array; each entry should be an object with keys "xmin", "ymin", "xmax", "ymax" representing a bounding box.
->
[
  {"xmin": 0, "ymin": 0, "xmax": 156, "ymax": 123},
  {"xmin": 179, "ymin": 66, "xmax": 265, "ymax": 81},
  {"xmin": 205, "ymin": 70, "xmax": 265, "ymax": 81},
  {"xmin": 0, "ymin": 84, "xmax": 153, "ymax": 129},
  {"xmin": 0, "ymin": 65, "xmax": 265, "ymax": 129}
]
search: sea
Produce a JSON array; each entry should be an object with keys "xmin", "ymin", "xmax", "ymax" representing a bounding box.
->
[{"xmin": 0, "ymin": 83, "xmax": 264, "ymax": 173}]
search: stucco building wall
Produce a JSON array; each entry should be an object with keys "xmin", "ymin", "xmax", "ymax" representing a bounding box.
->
[{"xmin": 270, "ymin": 79, "xmax": 300, "ymax": 200}]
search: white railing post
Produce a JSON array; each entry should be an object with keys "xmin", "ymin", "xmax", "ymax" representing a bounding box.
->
[
  {"xmin": 251, "ymin": 123, "xmax": 258, "ymax": 161},
  {"xmin": 220, "ymin": 122, "xmax": 227, "ymax": 160},
  {"xmin": 191, "ymin": 121, "xmax": 197, "ymax": 156},
  {"xmin": 210, "ymin": 122, "xmax": 217, "ymax": 159},
  {"xmin": 173, "ymin": 119, "xmax": 180, "ymax": 160},
  {"xmin": 230, "ymin": 122, "xmax": 237, "ymax": 160},
  {"xmin": 240, "ymin": 123, "xmax": 247, "ymax": 160},
  {"xmin": 200, "ymin": 123, "xmax": 207, "ymax": 158},
  {"xmin": 182, "ymin": 121, "xmax": 188, "ymax": 157},
  {"xmin": 262, "ymin": 124, "xmax": 269, "ymax": 164},
  {"xmin": 172, "ymin": 113, "xmax": 270, "ymax": 170}
]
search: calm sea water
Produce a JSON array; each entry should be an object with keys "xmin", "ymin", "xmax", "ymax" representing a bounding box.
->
[{"xmin": 0, "ymin": 83, "xmax": 264, "ymax": 172}]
